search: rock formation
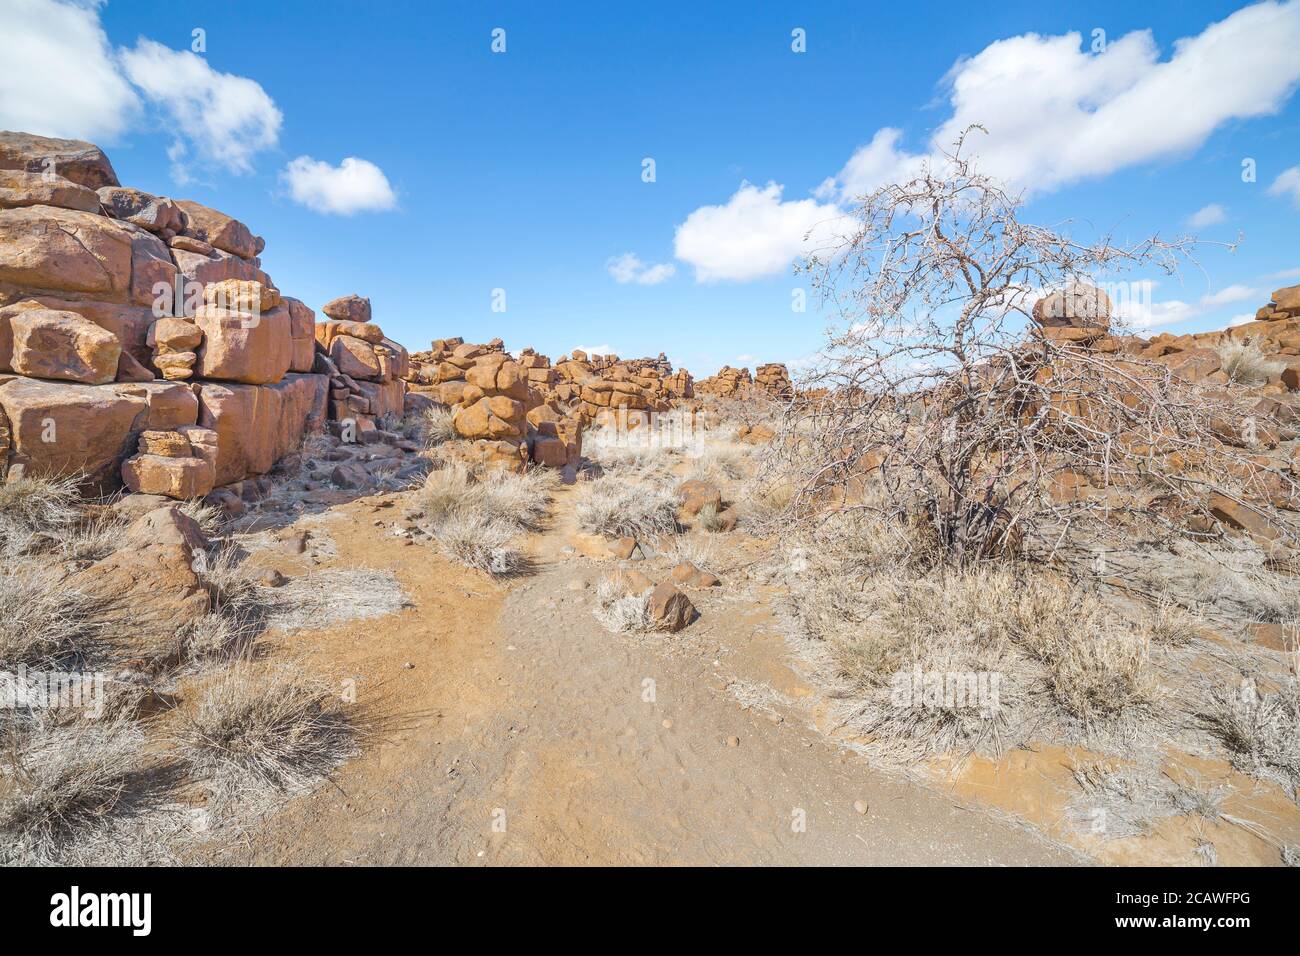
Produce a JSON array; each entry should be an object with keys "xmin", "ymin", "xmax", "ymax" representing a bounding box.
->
[{"xmin": 0, "ymin": 131, "xmax": 377, "ymax": 503}]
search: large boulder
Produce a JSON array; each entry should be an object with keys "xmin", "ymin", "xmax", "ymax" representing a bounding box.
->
[
  {"xmin": 195, "ymin": 373, "xmax": 327, "ymax": 485},
  {"xmin": 122, "ymin": 453, "xmax": 213, "ymax": 499},
  {"xmin": 329, "ymin": 333, "xmax": 382, "ymax": 380},
  {"xmin": 0, "ymin": 205, "xmax": 132, "ymax": 298},
  {"xmin": 120, "ymin": 381, "xmax": 199, "ymax": 430},
  {"xmin": 0, "ymin": 169, "xmax": 99, "ymax": 212},
  {"xmin": 203, "ymin": 278, "xmax": 279, "ymax": 313},
  {"xmin": 193, "ymin": 304, "xmax": 292, "ymax": 385},
  {"xmin": 170, "ymin": 245, "xmax": 260, "ymax": 289},
  {"xmin": 8, "ymin": 308, "xmax": 121, "ymax": 384},
  {"xmin": 1032, "ymin": 284, "xmax": 1112, "ymax": 330},
  {"xmin": 452, "ymin": 395, "xmax": 525, "ymax": 439},
  {"xmin": 8, "ymin": 297, "xmax": 156, "ymax": 366},
  {"xmin": 353, "ymin": 378, "xmax": 406, "ymax": 420},
  {"xmin": 176, "ymin": 200, "xmax": 258, "ymax": 259},
  {"xmin": 97, "ymin": 186, "xmax": 186, "ymax": 235},
  {"xmin": 0, "ymin": 377, "xmax": 147, "ymax": 487},
  {"xmin": 321, "ymin": 293, "xmax": 371, "ymax": 324},
  {"xmin": 69, "ymin": 506, "xmax": 212, "ymax": 656},
  {"xmin": 316, "ymin": 319, "xmax": 384, "ymax": 346},
  {"xmin": 0, "ymin": 132, "xmax": 119, "ymax": 189},
  {"xmin": 125, "ymin": 226, "xmax": 178, "ymax": 307}
]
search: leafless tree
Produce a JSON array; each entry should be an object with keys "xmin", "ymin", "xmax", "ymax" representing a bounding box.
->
[{"xmin": 764, "ymin": 128, "xmax": 1294, "ymax": 566}]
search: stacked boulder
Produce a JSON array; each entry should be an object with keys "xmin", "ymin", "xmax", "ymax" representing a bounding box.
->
[
  {"xmin": 314, "ymin": 294, "xmax": 409, "ymax": 435},
  {"xmin": 754, "ymin": 363, "xmax": 793, "ymax": 400},
  {"xmin": 694, "ymin": 362, "xmax": 793, "ymax": 401},
  {"xmin": 405, "ymin": 337, "xmax": 581, "ymax": 472},
  {"xmin": 0, "ymin": 131, "xmax": 334, "ymax": 499},
  {"xmin": 695, "ymin": 365, "xmax": 753, "ymax": 398}
]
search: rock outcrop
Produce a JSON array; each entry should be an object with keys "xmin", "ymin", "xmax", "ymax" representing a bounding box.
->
[{"xmin": 0, "ymin": 131, "xmax": 400, "ymax": 504}]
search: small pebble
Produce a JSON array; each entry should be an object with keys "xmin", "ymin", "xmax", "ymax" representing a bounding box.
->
[
  {"xmin": 662, "ymin": 718, "xmax": 673, "ymax": 729},
  {"xmin": 726, "ymin": 735, "xmax": 740, "ymax": 748},
  {"xmin": 853, "ymin": 800, "xmax": 868, "ymax": 815},
  {"xmin": 403, "ymin": 662, "xmax": 415, "ymax": 670}
]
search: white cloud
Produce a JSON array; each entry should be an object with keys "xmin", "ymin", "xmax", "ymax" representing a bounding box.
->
[
  {"xmin": 0, "ymin": 0, "xmax": 139, "ymax": 141},
  {"xmin": 1228, "ymin": 313, "xmax": 1256, "ymax": 326},
  {"xmin": 820, "ymin": 2, "xmax": 1300, "ymax": 200},
  {"xmin": 605, "ymin": 252, "xmax": 676, "ymax": 285},
  {"xmin": 1116, "ymin": 282, "xmax": 1264, "ymax": 330},
  {"xmin": 121, "ymin": 38, "xmax": 281, "ymax": 180},
  {"xmin": 1269, "ymin": 164, "xmax": 1300, "ymax": 207},
  {"xmin": 815, "ymin": 128, "xmax": 927, "ymax": 202},
  {"xmin": 574, "ymin": 344, "xmax": 616, "ymax": 357},
  {"xmin": 1200, "ymin": 284, "xmax": 1257, "ymax": 306},
  {"xmin": 1187, "ymin": 203, "xmax": 1227, "ymax": 228},
  {"xmin": 1124, "ymin": 299, "xmax": 1197, "ymax": 330},
  {"xmin": 674, "ymin": 181, "xmax": 842, "ymax": 282},
  {"xmin": 281, "ymin": 156, "xmax": 396, "ymax": 215}
]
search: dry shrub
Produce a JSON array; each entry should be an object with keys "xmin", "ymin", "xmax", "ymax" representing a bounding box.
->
[
  {"xmin": 1217, "ymin": 338, "xmax": 1284, "ymax": 388},
  {"xmin": 788, "ymin": 513, "xmax": 1157, "ymax": 753},
  {"xmin": 432, "ymin": 512, "xmax": 527, "ymax": 576},
  {"xmin": 0, "ymin": 474, "xmax": 81, "ymax": 557},
  {"xmin": 419, "ymin": 405, "xmax": 456, "ymax": 448},
  {"xmin": 574, "ymin": 474, "xmax": 679, "ymax": 539},
  {"xmin": 173, "ymin": 661, "xmax": 356, "ymax": 800},
  {"xmin": 592, "ymin": 577, "xmax": 653, "ymax": 633},
  {"xmin": 688, "ymin": 441, "xmax": 752, "ymax": 484},
  {"xmin": 0, "ymin": 717, "xmax": 148, "ymax": 852},
  {"xmin": 696, "ymin": 503, "xmax": 730, "ymax": 533},
  {"xmin": 1065, "ymin": 759, "xmax": 1228, "ymax": 840},
  {"xmin": 408, "ymin": 463, "xmax": 551, "ymax": 574},
  {"xmin": 0, "ymin": 563, "xmax": 107, "ymax": 671},
  {"xmin": 177, "ymin": 499, "xmax": 224, "ymax": 538},
  {"xmin": 1201, "ymin": 680, "xmax": 1300, "ymax": 793}
]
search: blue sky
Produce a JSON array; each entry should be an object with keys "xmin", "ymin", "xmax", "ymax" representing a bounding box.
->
[{"xmin": 5, "ymin": 0, "xmax": 1300, "ymax": 376}]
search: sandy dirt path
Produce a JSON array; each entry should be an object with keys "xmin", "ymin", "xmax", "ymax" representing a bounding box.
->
[{"xmin": 224, "ymin": 487, "xmax": 1082, "ymax": 866}]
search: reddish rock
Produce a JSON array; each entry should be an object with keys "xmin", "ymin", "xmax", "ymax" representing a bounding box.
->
[
  {"xmin": 9, "ymin": 308, "xmax": 121, "ymax": 384},
  {"xmin": 321, "ymin": 294, "xmax": 372, "ymax": 324},
  {"xmin": 647, "ymin": 582, "xmax": 696, "ymax": 632},
  {"xmin": 0, "ymin": 168, "xmax": 99, "ymax": 212},
  {"xmin": 0, "ymin": 377, "xmax": 146, "ymax": 488},
  {"xmin": 122, "ymin": 453, "xmax": 214, "ymax": 499},
  {"xmin": 194, "ymin": 304, "xmax": 292, "ymax": 385},
  {"xmin": 176, "ymin": 199, "xmax": 258, "ymax": 259},
  {"xmin": 0, "ymin": 131, "xmax": 120, "ymax": 189}
]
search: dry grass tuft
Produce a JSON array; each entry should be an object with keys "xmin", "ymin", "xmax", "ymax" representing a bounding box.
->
[
  {"xmin": 432, "ymin": 512, "xmax": 528, "ymax": 576},
  {"xmin": 172, "ymin": 661, "xmax": 357, "ymax": 800},
  {"xmin": 0, "ymin": 563, "xmax": 107, "ymax": 671},
  {"xmin": 1217, "ymin": 338, "xmax": 1284, "ymax": 388},
  {"xmin": 787, "ymin": 512, "xmax": 1159, "ymax": 754},
  {"xmin": 696, "ymin": 502, "xmax": 730, "ymax": 533},
  {"xmin": 1201, "ymin": 680, "xmax": 1300, "ymax": 793},
  {"xmin": 408, "ymin": 463, "xmax": 552, "ymax": 574},
  {"xmin": 0, "ymin": 474, "xmax": 81, "ymax": 557},
  {"xmin": 0, "ymin": 717, "xmax": 149, "ymax": 853},
  {"xmin": 419, "ymin": 405, "xmax": 456, "ymax": 448},
  {"xmin": 574, "ymin": 474, "xmax": 679, "ymax": 539},
  {"xmin": 261, "ymin": 568, "xmax": 411, "ymax": 632},
  {"xmin": 592, "ymin": 577, "xmax": 654, "ymax": 633}
]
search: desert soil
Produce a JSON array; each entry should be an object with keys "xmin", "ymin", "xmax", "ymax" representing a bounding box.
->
[{"xmin": 207, "ymin": 484, "xmax": 1091, "ymax": 866}]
